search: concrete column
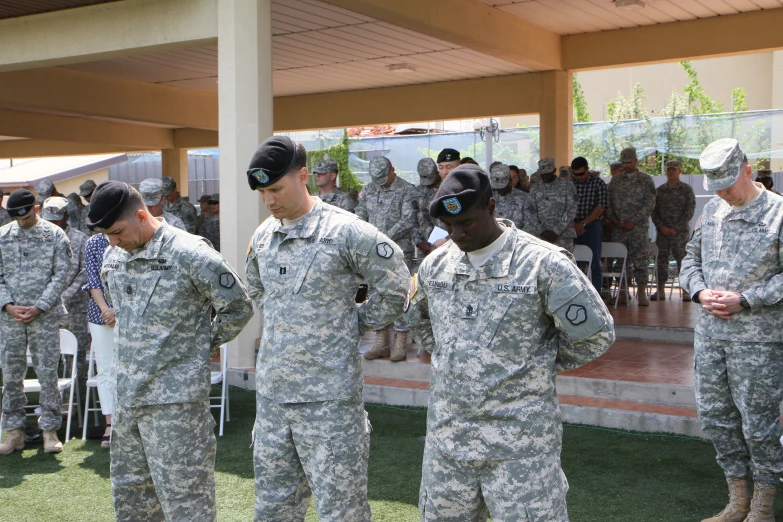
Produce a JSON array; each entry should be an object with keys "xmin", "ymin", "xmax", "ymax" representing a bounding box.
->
[
  {"xmin": 540, "ymin": 70, "xmax": 573, "ymax": 167},
  {"xmin": 218, "ymin": 0, "xmax": 273, "ymax": 369},
  {"xmin": 161, "ymin": 148, "xmax": 188, "ymax": 196}
]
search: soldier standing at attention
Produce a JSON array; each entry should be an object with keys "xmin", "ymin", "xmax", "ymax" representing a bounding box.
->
[
  {"xmin": 413, "ymin": 157, "xmax": 442, "ymax": 262},
  {"xmin": 605, "ymin": 147, "xmax": 656, "ymax": 306},
  {"xmin": 79, "ymin": 180, "xmax": 97, "ymax": 234},
  {"xmin": 245, "ymin": 136, "xmax": 410, "ymax": 521},
  {"xmin": 0, "ymin": 190, "xmax": 72, "ymax": 455},
  {"xmin": 161, "ymin": 176, "xmax": 198, "ymax": 234},
  {"xmin": 87, "ymin": 181, "xmax": 253, "ymax": 521},
  {"xmin": 437, "ymin": 148, "xmax": 461, "ymax": 180},
  {"xmin": 356, "ymin": 156, "xmax": 418, "ymax": 362},
  {"xmin": 528, "ymin": 158, "xmax": 578, "ymax": 252},
  {"xmin": 681, "ymin": 139, "xmax": 783, "ymax": 522},
  {"xmin": 490, "ymin": 162, "xmax": 530, "ymax": 231},
  {"xmin": 195, "ymin": 194, "xmax": 213, "ymax": 236},
  {"xmin": 202, "ymin": 194, "xmax": 221, "ymax": 252},
  {"xmin": 42, "ymin": 197, "xmax": 91, "ymax": 396},
  {"xmin": 314, "ymin": 157, "xmax": 357, "ymax": 212},
  {"xmin": 404, "ymin": 164, "xmax": 615, "ymax": 521},
  {"xmin": 650, "ymin": 160, "xmax": 696, "ymax": 302}
]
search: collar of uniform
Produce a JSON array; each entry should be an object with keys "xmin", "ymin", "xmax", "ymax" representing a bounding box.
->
[
  {"xmin": 380, "ymin": 176, "xmax": 402, "ymax": 191},
  {"xmin": 724, "ymin": 184, "xmax": 770, "ymax": 224},
  {"xmin": 127, "ymin": 221, "xmax": 167, "ymax": 261},
  {"xmin": 271, "ymin": 196, "xmax": 322, "ymax": 239},
  {"xmin": 448, "ymin": 220, "xmax": 517, "ymax": 279}
]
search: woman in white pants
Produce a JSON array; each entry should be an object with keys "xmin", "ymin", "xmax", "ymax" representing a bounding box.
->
[{"xmin": 83, "ymin": 233, "xmax": 115, "ymax": 448}]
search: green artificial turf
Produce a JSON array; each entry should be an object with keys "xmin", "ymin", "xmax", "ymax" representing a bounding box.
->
[{"xmin": 2, "ymin": 387, "xmax": 783, "ymax": 521}]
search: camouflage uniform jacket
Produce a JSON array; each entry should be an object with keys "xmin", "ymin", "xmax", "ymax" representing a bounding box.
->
[
  {"xmin": 651, "ymin": 181, "xmax": 696, "ymax": 235},
  {"xmin": 493, "ymin": 188, "xmax": 531, "ymax": 231},
  {"xmin": 163, "ymin": 211, "xmax": 187, "ymax": 232},
  {"xmin": 355, "ymin": 176, "xmax": 418, "ymax": 253},
  {"xmin": 101, "ymin": 223, "xmax": 253, "ymax": 408},
  {"xmin": 245, "ymin": 197, "xmax": 410, "ymax": 403},
  {"xmin": 681, "ymin": 188, "xmax": 783, "ymax": 343},
  {"xmin": 605, "ymin": 169, "xmax": 656, "ymax": 226},
  {"xmin": 413, "ymin": 184, "xmax": 442, "ymax": 246},
  {"xmin": 63, "ymin": 226, "xmax": 89, "ymax": 314},
  {"xmin": 0, "ymin": 207, "xmax": 12, "ymax": 228},
  {"xmin": 201, "ymin": 215, "xmax": 220, "ymax": 252},
  {"xmin": 317, "ymin": 187, "xmax": 356, "ymax": 213},
  {"xmin": 404, "ymin": 221, "xmax": 615, "ymax": 461},
  {"xmin": 527, "ymin": 177, "xmax": 577, "ymax": 238},
  {"xmin": 0, "ymin": 218, "xmax": 71, "ymax": 314},
  {"xmin": 164, "ymin": 197, "xmax": 198, "ymax": 234}
]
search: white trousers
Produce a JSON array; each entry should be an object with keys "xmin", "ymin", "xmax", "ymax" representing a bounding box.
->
[{"xmin": 88, "ymin": 322, "xmax": 115, "ymax": 416}]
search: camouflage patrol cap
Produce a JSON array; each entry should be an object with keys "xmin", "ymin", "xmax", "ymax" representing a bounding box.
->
[
  {"xmin": 530, "ymin": 172, "xmax": 542, "ymax": 184},
  {"xmin": 41, "ymin": 196, "xmax": 70, "ymax": 221},
  {"xmin": 700, "ymin": 138, "xmax": 745, "ymax": 191},
  {"xmin": 665, "ymin": 160, "xmax": 681, "ymax": 169},
  {"xmin": 609, "ymin": 162, "xmax": 623, "ymax": 171},
  {"xmin": 417, "ymin": 158, "xmax": 438, "ymax": 186},
  {"xmin": 37, "ymin": 179, "xmax": 55, "ymax": 198},
  {"xmin": 559, "ymin": 165, "xmax": 572, "ymax": 179},
  {"xmin": 756, "ymin": 168, "xmax": 772, "ymax": 179},
  {"xmin": 210, "ymin": 193, "xmax": 219, "ymax": 202},
  {"xmin": 199, "ymin": 194, "xmax": 211, "ymax": 203},
  {"xmin": 79, "ymin": 179, "xmax": 97, "ymax": 197},
  {"xmin": 314, "ymin": 158, "xmax": 338, "ymax": 174},
  {"xmin": 161, "ymin": 176, "xmax": 176, "ymax": 196},
  {"xmin": 535, "ymin": 158, "xmax": 556, "ymax": 176},
  {"xmin": 139, "ymin": 178, "xmax": 164, "ymax": 207},
  {"xmin": 369, "ymin": 156, "xmax": 392, "ymax": 185},
  {"xmin": 489, "ymin": 163, "xmax": 510, "ymax": 190},
  {"xmin": 620, "ymin": 147, "xmax": 637, "ymax": 162},
  {"xmin": 519, "ymin": 168, "xmax": 529, "ymax": 183}
]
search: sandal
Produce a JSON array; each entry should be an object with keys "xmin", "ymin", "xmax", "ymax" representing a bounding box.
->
[{"xmin": 101, "ymin": 424, "xmax": 111, "ymax": 449}]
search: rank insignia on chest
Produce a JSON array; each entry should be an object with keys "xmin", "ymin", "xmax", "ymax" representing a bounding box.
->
[{"xmin": 462, "ymin": 302, "xmax": 478, "ymax": 319}]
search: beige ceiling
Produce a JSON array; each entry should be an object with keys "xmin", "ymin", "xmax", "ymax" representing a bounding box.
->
[{"xmin": 0, "ymin": 0, "xmax": 119, "ymax": 20}]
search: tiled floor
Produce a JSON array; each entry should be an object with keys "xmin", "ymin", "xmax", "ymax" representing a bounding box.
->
[{"xmin": 608, "ymin": 287, "xmax": 697, "ymax": 328}]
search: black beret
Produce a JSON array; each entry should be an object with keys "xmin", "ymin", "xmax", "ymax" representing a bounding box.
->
[
  {"xmin": 437, "ymin": 148, "xmax": 460, "ymax": 164},
  {"xmin": 429, "ymin": 164, "xmax": 491, "ymax": 219},
  {"xmin": 86, "ymin": 181, "xmax": 129, "ymax": 231},
  {"xmin": 247, "ymin": 136, "xmax": 299, "ymax": 190},
  {"xmin": 6, "ymin": 189, "xmax": 36, "ymax": 217}
]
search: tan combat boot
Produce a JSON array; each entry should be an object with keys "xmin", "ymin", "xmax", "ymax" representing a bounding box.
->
[
  {"xmin": 42, "ymin": 430, "xmax": 63, "ymax": 454},
  {"xmin": 391, "ymin": 332, "xmax": 408, "ymax": 362},
  {"xmin": 743, "ymin": 483, "xmax": 776, "ymax": 522},
  {"xmin": 701, "ymin": 477, "xmax": 750, "ymax": 522},
  {"xmin": 363, "ymin": 331, "xmax": 390, "ymax": 360},
  {"xmin": 0, "ymin": 428, "xmax": 25, "ymax": 455},
  {"xmin": 683, "ymin": 290, "xmax": 692, "ymax": 302},
  {"xmin": 650, "ymin": 284, "xmax": 666, "ymax": 301},
  {"xmin": 638, "ymin": 284, "xmax": 650, "ymax": 306}
]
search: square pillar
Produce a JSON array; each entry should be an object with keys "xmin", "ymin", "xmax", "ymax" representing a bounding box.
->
[
  {"xmin": 161, "ymin": 148, "xmax": 189, "ymax": 196},
  {"xmin": 540, "ymin": 70, "xmax": 574, "ymax": 167},
  {"xmin": 218, "ymin": 0, "xmax": 273, "ymax": 369}
]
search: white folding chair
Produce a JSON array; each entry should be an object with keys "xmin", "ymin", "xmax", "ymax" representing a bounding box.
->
[
  {"xmin": 573, "ymin": 245, "xmax": 593, "ymax": 279},
  {"xmin": 600, "ymin": 242, "xmax": 629, "ymax": 310},
  {"xmin": 209, "ymin": 344, "xmax": 230, "ymax": 437},
  {"xmin": 666, "ymin": 260, "xmax": 680, "ymax": 299},
  {"xmin": 82, "ymin": 348, "xmax": 103, "ymax": 440},
  {"xmin": 0, "ymin": 330, "xmax": 81, "ymax": 443}
]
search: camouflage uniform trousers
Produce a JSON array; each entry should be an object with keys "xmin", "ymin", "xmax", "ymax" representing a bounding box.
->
[
  {"xmin": 58, "ymin": 312, "xmax": 90, "ymax": 396},
  {"xmin": 655, "ymin": 232, "xmax": 688, "ymax": 285},
  {"xmin": 377, "ymin": 251, "xmax": 414, "ymax": 333},
  {"xmin": 253, "ymin": 393, "xmax": 371, "ymax": 522},
  {"xmin": 111, "ymin": 399, "xmax": 217, "ymax": 522},
  {"xmin": 694, "ymin": 336, "xmax": 783, "ymax": 486},
  {"xmin": 612, "ymin": 226, "xmax": 650, "ymax": 286},
  {"xmin": 420, "ymin": 441, "xmax": 569, "ymax": 522},
  {"xmin": 0, "ymin": 313, "xmax": 62, "ymax": 431}
]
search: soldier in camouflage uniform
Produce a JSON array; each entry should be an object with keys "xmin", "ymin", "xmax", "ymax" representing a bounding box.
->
[
  {"xmin": 490, "ymin": 162, "xmax": 531, "ymax": 231},
  {"xmin": 195, "ymin": 194, "xmax": 212, "ymax": 235},
  {"xmin": 245, "ymin": 136, "xmax": 410, "ymax": 521},
  {"xmin": 0, "ymin": 190, "xmax": 72, "ymax": 455},
  {"xmin": 605, "ymin": 147, "xmax": 657, "ymax": 306},
  {"xmin": 528, "ymin": 158, "xmax": 577, "ymax": 252},
  {"xmin": 314, "ymin": 157, "xmax": 357, "ymax": 212},
  {"xmin": 79, "ymin": 180, "xmax": 97, "ymax": 235},
  {"xmin": 404, "ymin": 164, "xmax": 615, "ymax": 521},
  {"xmin": 66, "ymin": 193, "xmax": 85, "ymax": 233},
  {"xmin": 356, "ymin": 156, "xmax": 418, "ymax": 361},
  {"xmin": 87, "ymin": 181, "xmax": 253, "ymax": 521},
  {"xmin": 162, "ymin": 176, "xmax": 198, "ymax": 233},
  {"xmin": 0, "ymin": 190, "xmax": 12, "ymax": 227},
  {"xmin": 201, "ymin": 194, "xmax": 220, "ymax": 252},
  {"xmin": 413, "ymin": 158, "xmax": 442, "ymax": 263},
  {"xmin": 650, "ymin": 160, "xmax": 696, "ymax": 302},
  {"xmin": 139, "ymin": 178, "xmax": 187, "ymax": 232},
  {"xmin": 35, "ymin": 179, "xmax": 62, "ymax": 213},
  {"xmin": 681, "ymin": 139, "xmax": 783, "ymax": 522},
  {"xmin": 42, "ymin": 197, "xmax": 91, "ymax": 396}
]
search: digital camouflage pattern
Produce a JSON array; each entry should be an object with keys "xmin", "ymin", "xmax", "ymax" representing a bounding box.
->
[
  {"xmin": 0, "ymin": 207, "xmax": 11, "ymax": 228},
  {"xmin": 253, "ymin": 395, "xmax": 372, "ymax": 521},
  {"xmin": 682, "ymin": 187, "xmax": 783, "ymax": 486},
  {"xmin": 102, "ymin": 223, "xmax": 252, "ymax": 520},
  {"xmin": 355, "ymin": 175, "xmax": 418, "ymax": 254},
  {"xmin": 404, "ymin": 220, "xmax": 614, "ymax": 520},
  {"xmin": 164, "ymin": 197, "xmax": 198, "ymax": 234},
  {"xmin": 0, "ymin": 218, "xmax": 72, "ymax": 432},
  {"xmin": 413, "ymin": 184, "xmax": 442, "ymax": 248},
  {"xmin": 317, "ymin": 187, "xmax": 356, "ymax": 213},
  {"xmin": 527, "ymin": 177, "xmax": 578, "ymax": 251},
  {"xmin": 59, "ymin": 226, "xmax": 90, "ymax": 390},
  {"xmin": 200, "ymin": 214, "xmax": 220, "ymax": 251},
  {"xmin": 245, "ymin": 197, "xmax": 409, "ymax": 520},
  {"xmin": 605, "ymin": 169, "xmax": 656, "ymax": 284},
  {"xmin": 163, "ymin": 211, "xmax": 187, "ymax": 232},
  {"xmin": 651, "ymin": 181, "xmax": 695, "ymax": 284},
  {"xmin": 492, "ymin": 188, "xmax": 531, "ymax": 231}
]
